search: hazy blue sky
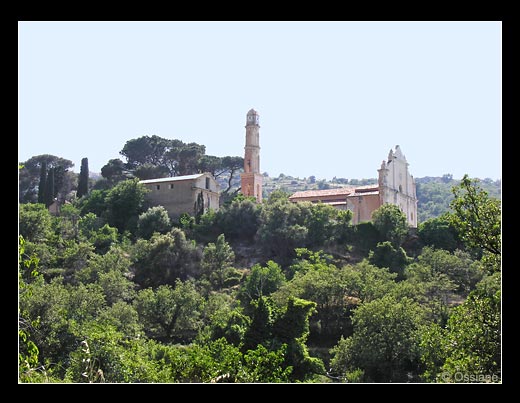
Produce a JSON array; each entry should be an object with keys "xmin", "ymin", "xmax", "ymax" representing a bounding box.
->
[{"xmin": 18, "ymin": 21, "xmax": 501, "ymax": 180}]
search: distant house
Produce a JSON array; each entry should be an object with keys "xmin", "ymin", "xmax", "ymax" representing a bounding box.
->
[
  {"xmin": 289, "ymin": 145, "xmax": 418, "ymax": 227},
  {"xmin": 139, "ymin": 173, "xmax": 220, "ymax": 220}
]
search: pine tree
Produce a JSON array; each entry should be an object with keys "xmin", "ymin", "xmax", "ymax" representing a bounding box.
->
[
  {"xmin": 44, "ymin": 167, "xmax": 55, "ymax": 207},
  {"xmin": 37, "ymin": 161, "xmax": 47, "ymax": 204},
  {"xmin": 77, "ymin": 157, "xmax": 89, "ymax": 198}
]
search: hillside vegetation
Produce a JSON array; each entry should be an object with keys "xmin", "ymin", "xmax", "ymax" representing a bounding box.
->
[{"xmin": 19, "ymin": 138, "xmax": 501, "ymax": 383}]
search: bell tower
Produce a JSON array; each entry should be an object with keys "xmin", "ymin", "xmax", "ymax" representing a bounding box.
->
[{"xmin": 241, "ymin": 108, "xmax": 263, "ymax": 202}]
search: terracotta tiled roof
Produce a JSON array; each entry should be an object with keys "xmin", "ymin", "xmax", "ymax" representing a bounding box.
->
[
  {"xmin": 347, "ymin": 191, "xmax": 380, "ymax": 197},
  {"xmin": 351, "ymin": 184, "xmax": 379, "ymax": 192},
  {"xmin": 289, "ymin": 184, "xmax": 379, "ymax": 200},
  {"xmin": 289, "ymin": 187, "xmax": 354, "ymax": 199}
]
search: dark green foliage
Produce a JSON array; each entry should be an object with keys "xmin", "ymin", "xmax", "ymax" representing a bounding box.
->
[
  {"xmin": 19, "ymin": 203, "xmax": 53, "ymax": 242},
  {"xmin": 266, "ymin": 189, "xmax": 290, "ymax": 204},
  {"xmin": 132, "ymin": 229, "xmax": 202, "ymax": 287},
  {"xmin": 77, "ymin": 189, "xmax": 109, "ymax": 218},
  {"xmin": 274, "ymin": 258, "xmax": 397, "ymax": 345},
  {"xmin": 209, "ymin": 309, "xmax": 251, "ymax": 346},
  {"xmin": 304, "ymin": 202, "xmax": 339, "ymax": 247},
  {"xmin": 448, "ymin": 175, "xmax": 501, "ymax": 273},
  {"xmin": 368, "ymin": 241, "xmax": 410, "ymax": 279},
  {"xmin": 416, "ymin": 175, "xmax": 501, "ymax": 222},
  {"xmin": 76, "ymin": 247, "xmax": 132, "ymax": 285},
  {"xmin": 43, "ymin": 167, "xmax": 55, "ymax": 207},
  {"xmin": 349, "ymin": 222, "xmax": 380, "ymax": 255},
  {"xmin": 216, "ymin": 198, "xmax": 261, "ymax": 242},
  {"xmin": 121, "ymin": 135, "xmax": 174, "ymax": 172},
  {"xmin": 98, "ymin": 302, "xmax": 142, "ymax": 337},
  {"xmin": 19, "ymin": 276, "xmax": 106, "ymax": 373},
  {"xmin": 330, "ymin": 295, "xmax": 425, "ymax": 382},
  {"xmin": 242, "ymin": 296, "xmax": 324, "ymax": 382},
  {"xmin": 37, "ymin": 161, "xmax": 47, "ymax": 204},
  {"xmin": 77, "ymin": 213, "xmax": 118, "ymax": 254},
  {"xmin": 241, "ymin": 344, "xmax": 292, "ymax": 382},
  {"xmin": 272, "ymin": 297, "xmax": 325, "ymax": 381},
  {"xmin": 19, "ymin": 154, "xmax": 74, "ymax": 203},
  {"xmin": 273, "ymin": 297, "xmax": 314, "ymax": 342},
  {"xmin": 372, "ymin": 204, "xmax": 408, "ymax": 246},
  {"xmin": 201, "ymin": 234, "xmax": 236, "ymax": 290},
  {"xmin": 194, "ymin": 191, "xmax": 205, "ymax": 223},
  {"xmin": 137, "ymin": 206, "xmax": 172, "ymax": 239},
  {"xmin": 18, "ymin": 147, "xmax": 501, "ymax": 383},
  {"xmin": 198, "ymin": 155, "xmax": 222, "ymax": 177},
  {"xmin": 77, "ymin": 157, "xmax": 89, "ymax": 198},
  {"xmin": 98, "ymin": 270, "xmax": 136, "ymax": 306},
  {"xmin": 420, "ymin": 288, "xmax": 501, "ymax": 382},
  {"xmin": 101, "ymin": 158, "xmax": 129, "ymax": 184},
  {"xmin": 418, "ymin": 215, "xmax": 460, "ymax": 252},
  {"xmin": 202, "ymin": 156, "xmax": 245, "ymax": 195},
  {"xmin": 240, "ymin": 260, "xmax": 286, "ymax": 302},
  {"xmin": 87, "ymin": 224, "xmax": 118, "ymax": 254},
  {"xmin": 134, "ymin": 280, "xmax": 204, "ymax": 342},
  {"xmin": 105, "ymin": 179, "xmax": 149, "ymax": 234},
  {"xmin": 243, "ymin": 297, "xmax": 275, "ymax": 351},
  {"xmin": 257, "ymin": 199, "xmax": 308, "ymax": 262},
  {"xmin": 119, "ymin": 135, "xmax": 232, "ymax": 178},
  {"xmin": 189, "ymin": 210, "xmax": 219, "ymax": 243},
  {"xmin": 334, "ymin": 209, "xmax": 353, "ymax": 244},
  {"xmin": 413, "ymin": 247, "xmax": 483, "ymax": 295},
  {"xmin": 134, "ymin": 163, "xmax": 170, "ymax": 180}
]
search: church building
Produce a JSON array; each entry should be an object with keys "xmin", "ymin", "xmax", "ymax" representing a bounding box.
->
[{"xmin": 289, "ymin": 145, "xmax": 418, "ymax": 227}]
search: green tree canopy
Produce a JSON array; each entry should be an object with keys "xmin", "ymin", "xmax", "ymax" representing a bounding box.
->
[
  {"xmin": 201, "ymin": 234, "xmax": 236, "ymax": 290},
  {"xmin": 105, "ymin": 179, "xmax": 149, "ymax": 234},
  {"xmin": 19, "ymin": 203, "xmax": 53, "ymax": 243},
  {"xmin": 240, "ymin": 261, "xmax": 286, "ymax": 302},
  {"xmin": 257, "ymin": 199, "xmax": 308, "ymax": 262},
  {"xmin": 136, "ymin": 206, "xmax": 172, "ymax": 240},
  {"xmin": 134, "ymin": 280, "xmax": 204, "ymax": 342},
  {"xmin": 19, "ymin": 154, "xmax": 74, "ymax": 203},
  {"xmin": 372, "ymin": 204, "xmax": 408, "ymax": 246},
  {"xmin": 100, "ymin": 158, "xmax": 129, "ymax": 185},
  {"xmin": 132, "ymin": 229, "xmax": 202, "ymax": 287},
  {"xmin": 77, "ymin": 157, "xmax": 89, "ymax": 198},
  {"xmin": 330, "ymin": 295, "xmax": 425, "ymax": 382},
  {"xmin": 368, "ymin": 241, "xmax": 410, "ymax": 279},
  {"xmin": 448, "ymin": 175, "xmax": 501, "ymax": 272},
  {"xmin": 420, "ymin": 288, "xmax": 501, "ymax": 382},
  {"xmin": 418, "ymin": 214, "xmax": 460, "ymax": 252},
  {"xmin": 214, "ymin": 197, "xmax": 261, "ymax": 242}
]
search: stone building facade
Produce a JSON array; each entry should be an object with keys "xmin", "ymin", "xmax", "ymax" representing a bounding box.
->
[
  {"xmin": 241, "ymin": 109, "xmax": 263, "ymax": 202},
  {"xmin": 377, "ymin": 145, "xmax": 418, "ymax": 227},
  {"xmin": 139, "ymin": 173, "xmax": 220, "ymax": 220},
  {"xmin": 289, "ymin": 145, "xmax": 418, "ymax": 227}
]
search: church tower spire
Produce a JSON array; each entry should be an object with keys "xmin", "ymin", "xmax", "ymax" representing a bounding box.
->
[{"xmin": 241, "ymin": 108, "xmax": 263, "ymax": 202}]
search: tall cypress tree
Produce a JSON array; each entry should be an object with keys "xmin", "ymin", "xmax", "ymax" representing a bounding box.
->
[
  {"xmin": 44, "ymin": 167, "xmax": 55, "ymax": 207},
  {"xmin": 37, "ymin": 161, "xmax": 47, "ymax": 204},
  {"xmin": 77, "ymin": 157, "xmax": 89, "ymax": 198}
]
